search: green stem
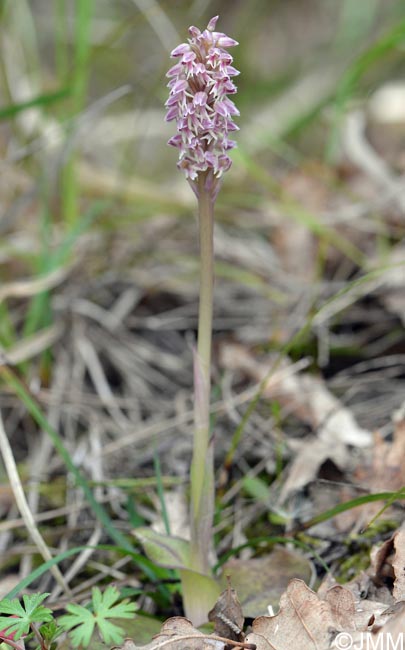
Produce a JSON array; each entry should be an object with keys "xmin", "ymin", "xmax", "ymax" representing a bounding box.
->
[
  {"xmin": 196, "ymin": 178, "xmax": 214, "ymax": 389},
  {"xmin": 180, "ymin": 175, "xmax": 220, "ymax": 625},
  {"xmin": 190, "ymin": 173, "xmax": 215, "ymax": 574}
]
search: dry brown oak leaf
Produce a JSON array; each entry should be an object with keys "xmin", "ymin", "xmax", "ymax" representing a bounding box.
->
[
  {"xmin": 113, "ymin": 617, "xmax": 254, "ymax": 650},
  {"xmin": 208, "ymin": 584, "xmax": 244, "ymax": 643},
  {"xmin": 114, "ymin": 580, "xmax": 390, "ymax": 650},
  {"xmin": 244, "ymin": 579, "xmax": 383, "ymax": 650}
]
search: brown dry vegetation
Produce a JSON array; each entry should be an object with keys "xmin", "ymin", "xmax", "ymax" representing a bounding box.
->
[{"xmin": 1, "ymin": 0, "xmax": 405, "ymax": 647}]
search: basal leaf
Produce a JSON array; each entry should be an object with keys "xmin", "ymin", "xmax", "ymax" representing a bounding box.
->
[
  {"xmin": 180, "ymin": 568, "xmax": 221, "ymax": 624},
  {"xmin": 134, "ymin": 528, "xmax": 191, "ymax": 570}
]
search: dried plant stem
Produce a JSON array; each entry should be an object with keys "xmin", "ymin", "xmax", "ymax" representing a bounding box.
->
[
  {"xmin": 0, "ymin": 408, "xmax": 71, "ymax": 596},
  {"xmin": 190, "ymin": 173, "xmax": 215, "ymax": 575},
  {"xmin": 147, "ymin": 634, "xmax": 256, "ymax": 650},
  {"xmin": 0, "ymin": 637, "xmax": 25, "ymax": 650}
]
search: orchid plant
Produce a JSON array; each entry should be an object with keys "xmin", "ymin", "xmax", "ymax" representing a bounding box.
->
[{"xmin": 135, "ymin": 15, "xmax": 239, "ymax": 626}]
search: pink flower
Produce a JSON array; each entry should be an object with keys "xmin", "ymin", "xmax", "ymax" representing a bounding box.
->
[{"xmin": 165, "ymin": 15, "xmax": 239, "ymax": 198}]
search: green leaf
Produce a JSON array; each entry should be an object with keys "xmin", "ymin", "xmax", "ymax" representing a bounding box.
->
[
  {"xmin": 58, "ymin": 585, "xmax": 137, "ymax": 648},
  {"xmin": 243, "ymin": 476, "xmax": 272, "ymax": 505},
  {"xmin": 39, "ymin": 619, "xmax": 62, "ymax": 643},
  {"xmin": 4, "ymin": 544, "xmax": 165, "ymax": 602},
  {"xmin": 0, "ymin": 593, "xmax": 52, "ymax": 641},
  {"xmin": 59, "ymin": 603, "xmax": 95, "ymax": 647},
  {"xmin": 0, "ymin": 87, "xmax": 70, "ymax": 120},
  {"xmin": 134, "ymin": 527, "xmax": 191, "ymax": 569},
  {"xmin": 92, "ymin": 585, "xmax": 135, "ymax": 621},
  {"xmin": 179, "ymin": 568, "xmax": 221, "ymax": 624}
]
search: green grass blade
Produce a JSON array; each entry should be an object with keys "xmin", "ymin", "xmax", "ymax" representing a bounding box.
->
[
  {"xmin": 22, "ymin": 200, "xmax": 107, "ymax": 339},
  {"xmin": 5, "ymin": 546, "xmax": 94, "ymax": 599},
  {"xmin": 55, "ymin": 0, "xmax": 69, "ymax": 82},
  {"xmin": 222, "ymin": 260, "xmax": 405, "ymax": 469},
  {"xmin": 327, "ymin": 17, "xmax": 405, "ymax": 158},
  {"xmin": 54, "ymin": 200, "xmax": 110, "ymax": 267},
  {"xmin": 0, "ymin": 369, "xmax": 178, "ymax": 599},
  {"xmin": 359, "ymin": 487, "xmax": 405, "ymax": 531},
  {"xmin": 0, "ymin": 366, "xmax": 134, "ymax": 553},
  {"xmin": 0, "ymin": 302, "xmax": 16, "ymax": 347},
  {"xmin": 215, "ymin": 536, "xmax": 330, "ymax": 575},
  {"xmin": 62, "ymin": 0, "xmax": 94, "ymax": 226},
  {"xmin": 4, "ymin": 545, "xmax": 167, "ymax": 600},
  {"xmin": 233, "ymin": 148, "xmax": 365, "ymax": 266},
  {"xmin": 0, "ymin": 87, "xmax": 70, "ymax": 120},
  {"xmin": 299, "ymin": 489, "xmax": 405, "ymax": 531}
]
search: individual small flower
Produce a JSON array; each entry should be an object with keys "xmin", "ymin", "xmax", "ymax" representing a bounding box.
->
[{"xmin": 165, "ymin": 15, "xmax": 239, "ymax": 198}]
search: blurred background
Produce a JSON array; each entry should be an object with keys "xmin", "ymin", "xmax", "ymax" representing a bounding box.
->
[
  {"xmin": 0, "ymin": 0, "xmax": 405, "ymax": 492},
  {"xmin": 2, "ymin": 1, "xmax": 405, "ymax": 206},
  {"xmin": 1, "ymin": 0, "xmax": 405, "ymax": 615},
  {"xmin": 0, "ymin": 0, "xmax": 405, "ymax": 469}
]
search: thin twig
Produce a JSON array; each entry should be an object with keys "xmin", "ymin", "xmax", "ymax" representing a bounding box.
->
[
  {"xmin": 149, "ymin": 634, "xmax": 256, "ymax": 650},
  {"xmin": 0, "ymin": 407, "xmax": 71, "ymax": 596}
]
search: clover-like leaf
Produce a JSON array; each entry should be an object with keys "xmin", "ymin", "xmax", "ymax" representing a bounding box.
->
[
  {"xmin": 59, "ymin": 585, "xmax": 137, "ymax": 647},
  {"xmin": 0, "ymin": 593, "xmax": 52, "ymax": 641}
]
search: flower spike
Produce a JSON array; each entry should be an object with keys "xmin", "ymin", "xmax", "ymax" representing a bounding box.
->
[{"xmin": 165, "ymin": 16, "xmax": 239, "ymax": 199}]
